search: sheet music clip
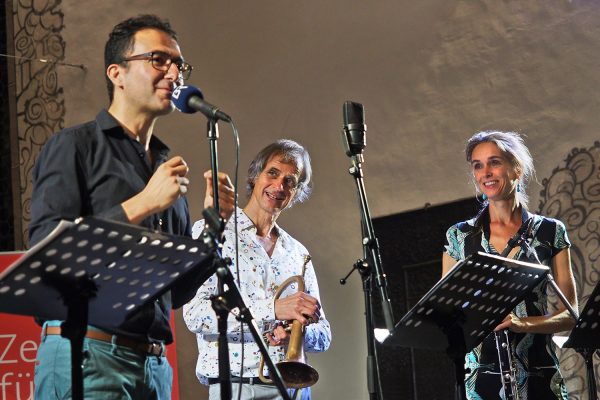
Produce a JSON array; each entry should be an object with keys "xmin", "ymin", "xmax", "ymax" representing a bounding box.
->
[
  {"xmin": 383, "ymin": 252, "xmax": 550, "ymax": 400},
  {"xmin": 0, "ymin": 217, "xmax": 216, "ymax": 400}
]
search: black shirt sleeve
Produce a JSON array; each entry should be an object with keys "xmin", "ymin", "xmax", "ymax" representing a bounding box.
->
[{"xmin": 29, "ymin": 130, "xmax": 128, "ymax": 247}]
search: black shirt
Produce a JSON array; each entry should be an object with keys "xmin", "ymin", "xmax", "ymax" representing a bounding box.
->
[{"xmin": 29, "ymin": 109, "xmax": 195, "ymax": 343}]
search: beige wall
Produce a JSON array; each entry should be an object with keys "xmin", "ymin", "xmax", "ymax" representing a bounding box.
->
[{"xmin": 58, "ymin": 1, "xmax": 600, "ymax": 398}]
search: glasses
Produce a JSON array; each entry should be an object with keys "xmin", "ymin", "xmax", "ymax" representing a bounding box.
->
[{"xmin": 122, "ymin": 51, "xmax": 193, "ymax": 80}]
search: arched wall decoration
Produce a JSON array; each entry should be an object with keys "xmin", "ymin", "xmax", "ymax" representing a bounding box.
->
[
  {"xmin": 11, "ymin": 0, "xmax": 66, "ymax": 248},
  {"xmin": 538, "ymin": 141, "xmax": 600, "ymax": 400}
]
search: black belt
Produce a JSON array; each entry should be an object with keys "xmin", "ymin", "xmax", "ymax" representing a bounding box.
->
[{"xmin": 208, "ymin": 376, "xmax": 275, "ymax": 386}]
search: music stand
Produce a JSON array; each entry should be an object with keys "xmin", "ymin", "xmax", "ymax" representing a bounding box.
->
[
  {"xmin": 563, "ymin": 281, "xmax": 600, "ymax": 400},
  {"xmin": 383, "ymin": 252, "xmax": 550, "ymax": 400},
  {"xmin": 0, "ymin": 217, "xmax": 216, "ymax": 400}
]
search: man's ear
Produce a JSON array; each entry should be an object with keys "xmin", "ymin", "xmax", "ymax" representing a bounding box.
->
[{"xmin": 106, "ymin": 63, "xmax": 123, "ymax": 90}]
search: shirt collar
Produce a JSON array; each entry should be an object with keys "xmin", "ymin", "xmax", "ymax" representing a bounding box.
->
[
  {"xmin": 228, "ymin": 207, "xmax": 255, "ymax": 232},
  {"xmin": 95, "ymin": 109, "xmax": 170, "ymax": 159},
  {"xmin": 228, "ymin": 207, "xmax": 286, "ymax": 239}
]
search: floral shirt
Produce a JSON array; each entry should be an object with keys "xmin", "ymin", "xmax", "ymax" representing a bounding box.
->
[{"xmin": 183, "ymin": 208, "xmax": 331, "ymax": 384}]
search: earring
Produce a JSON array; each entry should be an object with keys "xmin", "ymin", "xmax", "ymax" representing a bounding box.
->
[
  {"xmin": 516, "ymin": 183, "xmax": 521, "ymax": 193},
  {"xmin": 482, "ymin": 193, "xmax": 487, "ymax": 200}
]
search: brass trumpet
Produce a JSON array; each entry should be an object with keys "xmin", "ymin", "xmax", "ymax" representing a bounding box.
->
[{"xmin": 258, "ymin": 256, "xmax": 319, "ymax": 389}]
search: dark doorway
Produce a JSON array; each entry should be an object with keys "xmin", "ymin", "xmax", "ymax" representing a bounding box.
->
[
  {"xmin": 0, "ymin": 3, "xmax": 16, "ymax": 251},
  {"xmin": 373, "ymin": 197, "xmax": 480, "ymax": 399}
]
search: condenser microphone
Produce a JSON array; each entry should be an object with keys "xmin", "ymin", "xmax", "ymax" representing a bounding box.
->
[
  {"xmin": 171, "ymin": 85, "xmax": 231, "ymax": 122},
  {"xmin": 342, "ymin": 101, "xmax": 367, "ymax": 157}
]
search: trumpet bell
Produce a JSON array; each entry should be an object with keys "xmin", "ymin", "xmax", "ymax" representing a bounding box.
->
[{"xmin": 277, "ymin": 361, "xmax": 319, "ymax": 389}]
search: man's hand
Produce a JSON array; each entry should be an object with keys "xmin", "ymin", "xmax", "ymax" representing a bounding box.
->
[
  {"xmin": 274, "ymin": 291, "xmax": 321, "ymax": 325},
  {"xmin": 265, "ymin": 325, "xmax": 291, "ymax": 346},
  {"xmin": 268, "ymin": 293, "xmax": 321, "ymax": 346},
  {"xmin": 203, "ymin": 170, "xmax": 235, "ymax": 220},
  {"xmin": 122, "ymin": 156, "xmax": 189, "ymax": 224}
]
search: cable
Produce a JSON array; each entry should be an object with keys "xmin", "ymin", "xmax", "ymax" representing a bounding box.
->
[
  {"xmin": 0, "ymin": 53, "xmax": 86, "ymax": 70},
  {"xmin": 228, "ymin": 120, "xmax": 244, "ymax": 400}
]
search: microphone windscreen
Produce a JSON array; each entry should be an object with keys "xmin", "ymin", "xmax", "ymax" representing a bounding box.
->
[
  {"xmin": 342, "ymin": 101, "xmax": 367, "ymax": 156},
  {"xmin": 343, "ymin": 101, "xmax": 365, "ymax": 126},
  {"xmin": 171, "ymin": 85, "xmax": 204, "ymax": 114}
]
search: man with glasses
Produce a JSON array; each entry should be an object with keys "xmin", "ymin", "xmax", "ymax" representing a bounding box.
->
[
  {"xmin": 184, "ymin": 140, "xmax": 331, "ymax": 400},
  {"xmin": 29, "ymin": 14, "xmax": 234, "ymax": 399}
]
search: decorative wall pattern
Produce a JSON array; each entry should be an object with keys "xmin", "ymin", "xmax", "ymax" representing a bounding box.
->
[
  {"xmin": 11, "ymin": 0, "xmax": 65, "ymax": 248},
  {"xmin": 538, "ymin": 141, "xmax": 600, "ymax": 400}
]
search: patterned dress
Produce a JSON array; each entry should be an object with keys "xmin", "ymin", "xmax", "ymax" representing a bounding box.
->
[{"xmin": 444, "ymin": 206, "xmax": 570, "ymax": 400}]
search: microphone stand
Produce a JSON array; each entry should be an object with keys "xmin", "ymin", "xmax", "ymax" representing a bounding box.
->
[
  {"xmin": 506, "ymin": 220, "xmax": 578, "ymax": 320},
  {"xmin": 499, "ymin": 220, "xmax": 580, "ymax": 398},
  {"xmin": 205, "ymin": 118, "xmax": 232, "ymax": 400},
  {"xmin": 204, "ymin": 118, "xmax": 291, "ymax": 400},
  {"xmin": 340, "ymin": 150, "xmax": 395, "ymax": 400},
  {"xmin": 207, "ymin": 119, "xmax": 221, "ymax": 214},
  {"xmin": 519, "ymin": 239, "xmax": 578, "ymax": 321},
  {"xmin": 519, "ymin": 231, "xmax": 584, "ymax": 397}
]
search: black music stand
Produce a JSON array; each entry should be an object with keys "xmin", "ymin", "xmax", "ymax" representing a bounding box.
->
[
  {"xmin": 563, "ymin": 281, "xmax": 600, "ymax": 400},
  {"xmin": 0, "ymin": 217, "xmax": 216, "ymax": 400},
  {"xmin": 383, "ymin": 252, "xmax": 550, "ymax": 400}
]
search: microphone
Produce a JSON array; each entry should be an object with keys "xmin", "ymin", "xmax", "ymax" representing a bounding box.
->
[
  {"xmin": 501, "ymin": 218, "xmax": 532, "ymax": 257},
  {"xmin": 342, "ymin": 101, "xmax": 367, "ymax": 157},
  {"xmin": 171, "ymin": 85, "xmax": 231, "ymax": 122}
]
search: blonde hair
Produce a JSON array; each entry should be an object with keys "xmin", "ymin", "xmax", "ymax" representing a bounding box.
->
[{"xmin": 466, "ymin": 131, "xmax": 535, "ymax": 209}]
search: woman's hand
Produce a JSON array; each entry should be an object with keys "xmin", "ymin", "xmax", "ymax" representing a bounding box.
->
[{"xmin": 494, "ymin": 313, "xmax": 530, "ymax": 333}]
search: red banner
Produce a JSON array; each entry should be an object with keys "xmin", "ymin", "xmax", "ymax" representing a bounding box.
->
[{"xmin": 0, "ymin": 252, "xmax": 179, "ymax": 400}]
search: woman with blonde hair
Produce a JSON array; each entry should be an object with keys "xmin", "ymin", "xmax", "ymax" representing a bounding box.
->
[{"xmin": 442, "ymin": 131, "xmax": 577, "ymax": 399}]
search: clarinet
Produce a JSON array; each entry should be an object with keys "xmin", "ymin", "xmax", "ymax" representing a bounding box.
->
[
  {"xmin": 493, "ymin": 329, "xmax": 520, "ymax": 399},
  {"xmin": 494, "ymin": 219, "xmax": 531, "ymax": 400}
]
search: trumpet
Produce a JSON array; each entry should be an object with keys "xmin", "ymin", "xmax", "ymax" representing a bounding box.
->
[{"xmin": 258, "ymin": 255, "xmax": 319, "ymax": 389}]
